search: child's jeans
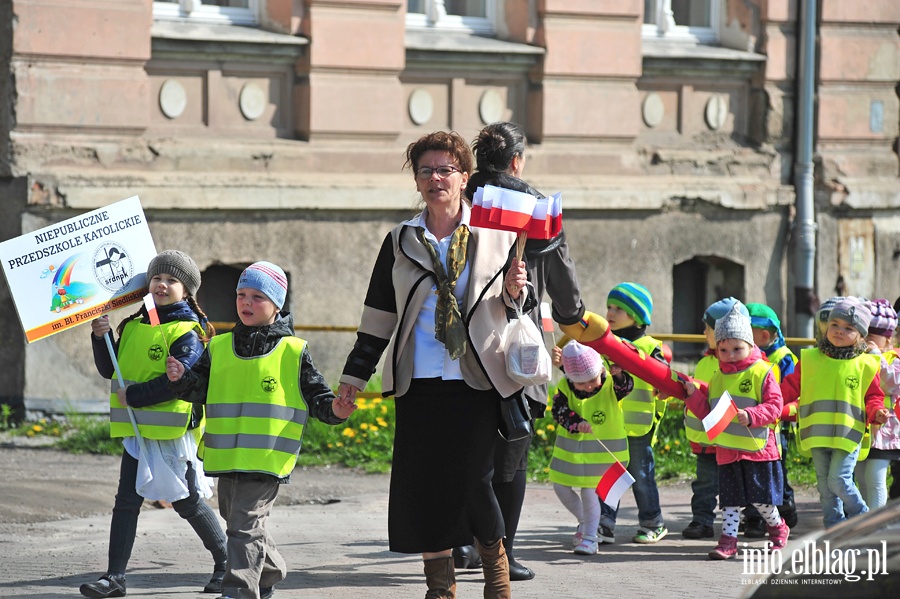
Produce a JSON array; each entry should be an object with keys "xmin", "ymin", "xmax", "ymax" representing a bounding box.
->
[
  {"xmin": 854, "ymin": 457, "xmax": 889, "ymax": 511},
  {"xmin": 690, "ymin": 450, "xmax": 718, "ymax": 527},
  {"xmin": 600, "ymin": 430, "xmax": 664, "ymax": 530},
  {"xmin": 810, "ymin": 446, "xmax": 868, "ymax": 528}
]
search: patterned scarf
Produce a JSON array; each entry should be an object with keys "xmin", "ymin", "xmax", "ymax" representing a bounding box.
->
[
  {"xmin": 817, "ymin": 336, "xmax": 867, "ymax": 360},
  {"xmin": 417, "ymin": 225, "xmax": 470, "ymax": 360}
]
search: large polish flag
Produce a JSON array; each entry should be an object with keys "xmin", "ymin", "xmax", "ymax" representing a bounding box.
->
[
  {"xmin": 488, "ymin": 187, "xmax": 536, "ymax": 230},
  {"xmin": 143, "ymin": 293, "xmax": 160, "ymax": 326},
  {"xmin": 702, "ymin": 390, "xmax": 739, "ymax": 442},
  {"xmin": 595, "ymin": 461, "xmax": 636, "ymax": 509}
]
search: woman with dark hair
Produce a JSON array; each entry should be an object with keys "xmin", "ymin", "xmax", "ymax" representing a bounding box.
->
[
  {"xmin": 455, "ymin": 122, "xmax": 585, "ymax": 582},
  {"xmin": 338, "ymin": 131, "xmax": 532, "ymax": 599}
]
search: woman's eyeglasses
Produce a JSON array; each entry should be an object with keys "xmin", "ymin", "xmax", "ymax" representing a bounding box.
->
[{"xmin": 415, "ymin": 165, "xmax": 461, "ymax": 180}]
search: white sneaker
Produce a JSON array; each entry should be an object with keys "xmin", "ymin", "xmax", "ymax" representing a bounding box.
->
[{"xmin": 574, "ymin": 535, "xmax": 599, "ymax": 555}]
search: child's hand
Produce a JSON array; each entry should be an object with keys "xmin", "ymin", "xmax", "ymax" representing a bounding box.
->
[
  {"xmin": 609, "ymin": 364, "xmax": 622, "ymax": 377},
  {"xmin": 684, "ymin": 381, "xmax": 697, "ymax": 396},
  {"xmin": 875, "ymin": 407, "xmax": 890, "ymax": 424},
  {"xmin": 91, "ymin": 316, "xmax": 111, "ymax": 338},
  {"xmin": 116, "ymin": 385, "xmax": 130, "ymax": 407},
  {"xmin": 166, "ymin": 356, "xmax": 185, "ymax": 382},
  {"xmin": 551, "ymin": 345, "xmax": 563, "ymax": 368},
  {"xmin": 332, "ymin": 394, "xmax": 358, "ymax": 419},
  {"xmin": 737, "ymin": 409, "xmax": 750, "ymax": 426},
  {"xmin": 575, "ymin": 421, "xmax": 592, "ymax": 434}
]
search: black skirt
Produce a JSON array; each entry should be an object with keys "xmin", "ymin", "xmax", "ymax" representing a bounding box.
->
[
  {"xmin": 388, "ymin": 378, "xmax": 505, "ymax": 553},
  {"xmin": 718, "ymin": 459, "xmax": 784, "ymax": 507}
]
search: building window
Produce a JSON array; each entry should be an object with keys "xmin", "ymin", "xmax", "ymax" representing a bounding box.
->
[
  {"xmin": 153, "ymin": 0, "xmax": 258, "ymax": 26},
  {"xmin": 407, "ymin": 0, "xmax": 496, "ymax": 34},
  {"xmin": 643, "ymin": 0, "xmax": 719, "ymax": 44}
]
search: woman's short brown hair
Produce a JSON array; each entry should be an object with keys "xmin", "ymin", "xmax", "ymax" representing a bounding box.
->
[{"xmin": 404, "ymin": 131, "xmax": 474, "ymax": 175}]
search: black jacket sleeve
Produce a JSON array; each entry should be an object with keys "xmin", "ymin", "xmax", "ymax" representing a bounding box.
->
[
  {"xmin": 167, "ymin": 346, "xmax": 212, "ymax": 405},
  {"xmin": 125, "ymin": 330, "xmax": 206, "ymax": 408},
  {"xmin": 301, "ymin": 347, "xmax": 345, "ymax": 425}
]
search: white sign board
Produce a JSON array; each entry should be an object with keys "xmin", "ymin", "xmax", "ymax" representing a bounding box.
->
[{"xmin": 0, "ymin": 196, "xmax": 157, "ymax": 342}]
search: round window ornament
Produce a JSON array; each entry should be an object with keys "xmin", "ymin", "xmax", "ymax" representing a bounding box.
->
[
  {"xmin": 159, "ymin": 79, "xmax": 187, "ymax": 120},
  {"xmin": 705, "ymin": 94, "xmax": 728, "ymax": 131},
  {"xmin": 408, "ymin": 88, "xmax": 433, "ymax": 126},
  {"xmin": 641, "ymin": 92, "xmax": 664, "ymax": 128},
  {"xmin": 239, "ymin": 83, "xmax": 267, "ymax": 121},
  {"xmin": 479, "ymin": 89, "xmax": 504, "ymax": 125}
]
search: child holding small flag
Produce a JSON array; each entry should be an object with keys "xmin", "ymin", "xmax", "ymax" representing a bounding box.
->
[
  {"xmin": 167, "ymin": 261, "xmax": 357, "ymax": 599},
  {"xmin": 80, "ymin": 250, "xmax": 227, "ymax": 598},
  {"xmin": 782, "ymin": 297, "xmax": 888, "ymax": 528},
  {"xmin": 680, "ymin": 298, "xmax": 746, "ymax": 540},
  {"xmin": 549, "ymin": 341, "xmax": 633, "ymax": 555},
  {"xmin": 682, "ymin": 302, "xmax": 788, "ymax": 560}
]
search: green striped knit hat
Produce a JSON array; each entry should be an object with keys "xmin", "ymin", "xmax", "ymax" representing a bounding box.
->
[{"xmin": 608, "ymin": 282, "xmax": 653, "ymax": 326}]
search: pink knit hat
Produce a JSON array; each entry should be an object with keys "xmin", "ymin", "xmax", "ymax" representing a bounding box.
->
[
  {"xmin": 866, "ymin": 299, "xmax": 898, "ymax": 338},
  {"xmin": 561, "ymin": 341, "xmax": 604, "ymax": 383}
]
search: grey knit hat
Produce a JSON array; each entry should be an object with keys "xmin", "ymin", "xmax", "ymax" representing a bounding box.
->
[
  {"xmin": 828, "ymin": 297, "xmax": 871, "ymax": 337},
  {"xmin": 147, "ymin": 250, "xmax": 201, "ymax": 296},
  {"xmin": 715, "ymin": 302, "xmax": 754, "ymax": 346}
]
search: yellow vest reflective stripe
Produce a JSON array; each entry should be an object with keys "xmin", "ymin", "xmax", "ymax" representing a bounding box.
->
[
  {"xmin": 109, "ymin": 319, "xmax": 199, "ymax": 440},
  {"xmin": 609, "ymin": 335, "xmax": 662, "ymax": 437},
  {"xmin": 684, "ymin": 354, "xmax": 718, "ymax": 446},
  {"xmin": 797, "ymin": 349, "xmax": 878, "ymax": 453},
  {"xmin": 202, "ymin": 334, "xmax": 308, "ymax": 477},
  {"xmin": 707, "ymin": 360, "xmax": 773, "ymax": 452},
  {"xmin": 549, "ymin": 378, "xmax": 628, "ymax": 488}
]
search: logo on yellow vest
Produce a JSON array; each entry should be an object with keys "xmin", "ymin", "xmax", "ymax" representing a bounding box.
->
[
  {"xmin": 740, "ymin": 380, "xmax": 752, "ymax": 393},
  {"xmin": 591, "ymin": 410, "xmax": 606, "ymax": 425},
  {"xmin": 845, "ymin": 375, "xmax": 860, "ymax": 391},
  {"xmin": 147, "ymin": 344, "xmax": 164, "ymax": 361},
  {"xmin": 261, "ymin": 376, "xmax": 278, "ymax": 393}
]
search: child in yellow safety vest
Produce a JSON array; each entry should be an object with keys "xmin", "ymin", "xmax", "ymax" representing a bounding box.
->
[
  {"xmin": 854, "ymin": 299, "xmax": 900, "ymax": 510},
  {"xmin": 80, "ymin": 250, "xmax": 227, "ymax": 599},
  {"xmin": 166, "ymin": 261, "xmax": 357, "ymax": 599},
  {"xmin": 781, "ymin": 297, "xmax": 888, "ymax": 529},
  {"xmin": 682, "ymin": 302, "xmax": 787, "ymax": 560},
  {"xmin": 549, "ymin": 341, "xmax": 634, "ymax": 556},
  {"xmin": 681, "ymin": 298, "xmax": 748, "ymax": 540}
]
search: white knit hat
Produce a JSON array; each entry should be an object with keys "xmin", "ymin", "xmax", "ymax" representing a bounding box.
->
[
  {"xmin": 561, "ymin": 341, "xmax": 604, "ymax": 383},
  {"xmin": 715, "ymin": 302, "xmax": 754, "ymax": 346}
]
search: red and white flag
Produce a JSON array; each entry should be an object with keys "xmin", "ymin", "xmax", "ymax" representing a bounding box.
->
[
  {"xmin": 702, "ymin": 390, "xmax": 739, "ymax": 442},
  {"xmin": 595, "ymin": 460, "xmax": 635, "ymax": 509},
  {"xmin": 472, "ymin": 186, "xmax": 563, "ymax": 240},
  {"xmin": 143, "ymin": 292, "xmax": 160, "ymax": 327},
  {"xmin": 540, "ymin": 302, "xmax": 554, "ymax": 333}
]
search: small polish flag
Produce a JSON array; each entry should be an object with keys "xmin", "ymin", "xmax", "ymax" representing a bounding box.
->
[
  {"xmin": 540, "ymin": 302, "xmax": 554, "ymax": 333},
  {"xmin": 702, "ymin": 390, "xmax": 739, "ymax": 442},
  {"xmin": 143, "ymin": 293, "xmax": 160, "ymax": 326},
  {"xmin": 596, "ymin": 461, "xmax": 635, "ymax": 509}
]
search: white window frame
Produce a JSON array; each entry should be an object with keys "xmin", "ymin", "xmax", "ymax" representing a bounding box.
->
[
  {"xmin": 406, "ymin": 0, "xmax": 497, "ymax": 35},
  {"xmin": 643, "ymin": 0, "xmax": 719, "ymax": 44},
  {"xmin": 153, "ymin": 0, "xmax": 259, "ymax": 26}
]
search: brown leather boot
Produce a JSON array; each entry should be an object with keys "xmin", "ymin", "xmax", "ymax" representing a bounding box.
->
[
  {"xmin": 475, "ymin": 538, "xmax": 511, "ymax": 599},
  {"xmin": 423, "ymin": 556, "xmax": 456, "ymax": 599}
]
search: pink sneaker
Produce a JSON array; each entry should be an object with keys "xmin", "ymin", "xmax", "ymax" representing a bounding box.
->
[
  {"xmin": 708, "ymin": 534, "xmax": 738, "ymax": 560},
  {"xmin": 766, "ymin": 521, "xmax": 790, "ymax": 551}
]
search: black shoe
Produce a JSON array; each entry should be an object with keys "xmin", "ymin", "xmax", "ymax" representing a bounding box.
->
[
  {"xmin": 80, "ymin": 574, "xmax": 126, "ymax": 598},
  {"xmin": 681, "ymin": 521, "xmax": 715, "ymax": 539},
  {"xmin": 779, "ymin": 506, "xmax": 799, "ymax": 529},
  {"xmin": 744, "ymin": 518, "xmax": 767, "ymax": 539},
  {"xmin": 204, "ymin": 567, "xmax": 226, "ymax": 594},
  {"xmin": 452, "ymin": 545, "xmax": 482, "ymax": 569},
  {"xmin": 508, "ymin": 557, "xmax": 535, "ymax": 581},
  {"xmin": 259, "ymin": 585, "xmax": 275, "ymax": 599}
]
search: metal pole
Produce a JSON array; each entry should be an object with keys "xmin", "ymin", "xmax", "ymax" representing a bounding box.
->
[{"xmin": 792, "ymin": 0, "xmax": 818, "ymax": 338}]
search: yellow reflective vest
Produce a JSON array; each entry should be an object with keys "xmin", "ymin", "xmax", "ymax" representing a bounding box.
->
[
  {"xmin": 607, "ymin": 335, "xmax": 663, "ymax": 437},
  {"xmin": 707, "ymin": 359, "xmax": 773, "ymax": 452},
  {"xmin": 200, "ymin": 334, "xmax": 309, "ymax": 478},
  {"xmin": 797, "ymin": 349, "xmax": 879, "ymax": 454},
  {"xmin": 109, "ymin": 319, "xmax": 200, "ymax": 440},
  {"xmin": 549, "ymin": 377, "xmax": 628, "ymax": 488},
  {"xmin": 684, "ymin": 354, "xmax": 718, "ymax": 447}
]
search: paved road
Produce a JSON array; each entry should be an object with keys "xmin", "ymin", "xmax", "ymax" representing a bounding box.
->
[{"xmin": 0, "ymin": 445, "xmax": 827, "ymax": 599}]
